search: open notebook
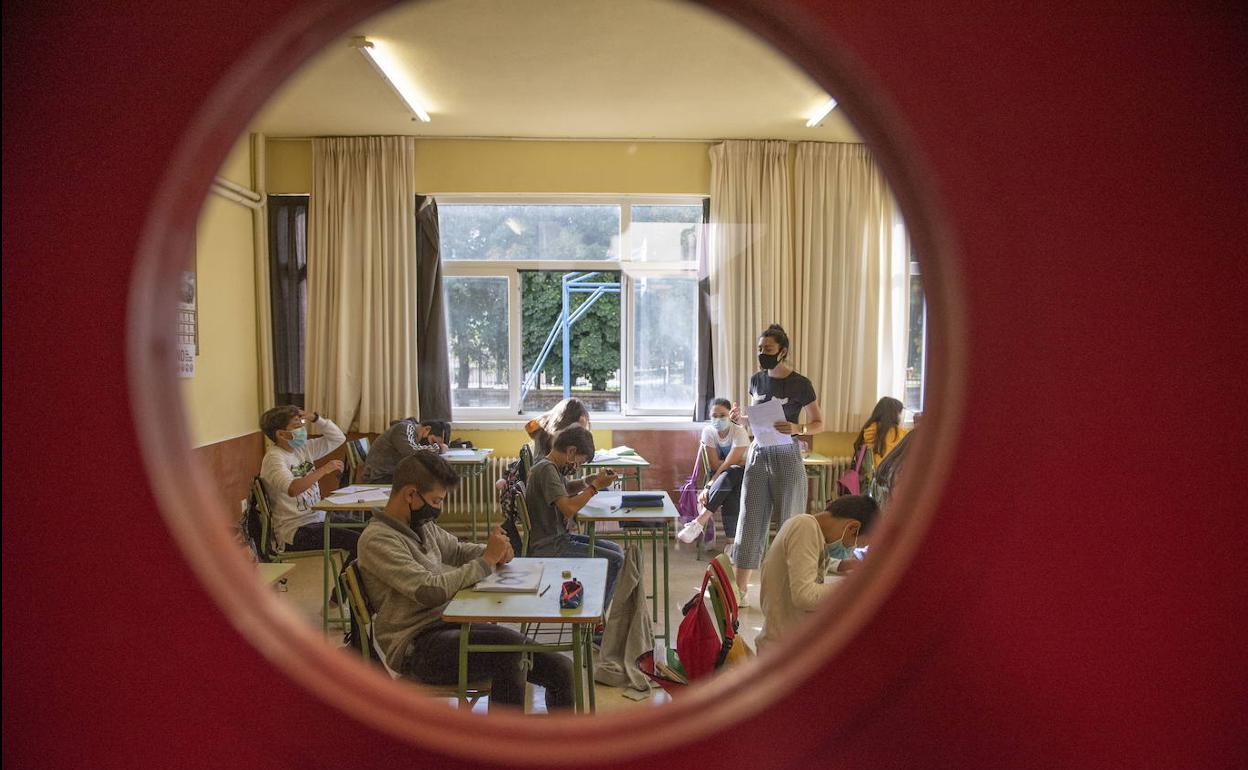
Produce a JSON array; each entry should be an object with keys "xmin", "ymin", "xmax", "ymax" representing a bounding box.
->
[{"xmin": 474, "ymin": 561, "xmax": 544, "ymax": 593}]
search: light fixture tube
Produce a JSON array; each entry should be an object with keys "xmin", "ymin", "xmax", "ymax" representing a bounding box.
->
[
  {"xmin": 350, "ymin": 36, "xmax": 431, "ymax": 122},
  {"xmin": 805, "ymin": 98, "xmax": 838, "ymax": 128}
]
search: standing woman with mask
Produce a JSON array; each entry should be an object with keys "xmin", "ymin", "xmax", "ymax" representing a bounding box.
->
[{"xmin": 729, "ymin": 325, "xmax": 824, "ymax": 605}]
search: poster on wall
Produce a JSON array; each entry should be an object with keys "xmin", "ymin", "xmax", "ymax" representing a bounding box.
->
[{"xmin": 176, "ymin": 247, "xmax": 198, "ymax": 378}]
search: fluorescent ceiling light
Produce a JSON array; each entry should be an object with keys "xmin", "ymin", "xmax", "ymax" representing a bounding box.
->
[
  {"xmin": 350, "ymin": 36, "xmax": 431, "ymax": 122},
  {"xmin": 805, "ymin": 98, "xmax": 838, "ymax": 128}
]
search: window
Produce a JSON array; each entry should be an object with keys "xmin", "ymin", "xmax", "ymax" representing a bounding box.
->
[
  {"xmin": 267, "ymin": 195, "xmax": 309, "ymax": 407},
  {"xmin": 905, "ymin": 256, "xmax": 926, "ymax": 413},
  {"xmin": 445, "ymin": 276, "xmax": 510, "ymax": 408},
  {"xmin": 439, "ymin": 196, "xmax": 704, "ymax": 417}
]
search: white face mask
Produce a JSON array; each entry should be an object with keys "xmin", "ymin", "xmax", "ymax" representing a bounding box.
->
[{"xmin": 710, "ymin": 416, "xmax": 730, "ymax": 432}]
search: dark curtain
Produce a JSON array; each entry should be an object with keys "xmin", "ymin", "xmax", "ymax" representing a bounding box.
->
[
  {"xmin": 268, "ymin": 195, "xmax": 308, "ymax": 407},
  {"xmin": 695, "ymin": 197, "xmax": 715, "ymax": 420},
  {"xmin": 416, "ymin": 196, "xmax": 453, "ymax": 421}
]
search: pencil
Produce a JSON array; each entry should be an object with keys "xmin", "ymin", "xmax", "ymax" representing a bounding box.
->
[{"xmin": 539, "ymin": 584, "xmax": 550, "ymax": 597}]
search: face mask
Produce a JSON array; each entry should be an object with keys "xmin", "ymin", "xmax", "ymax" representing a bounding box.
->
[
  {"xmin": 825, "ymin": 524, "xmax": 858, "ymax": 561},
  {"xmin": 560, "ymin": 459, "xmax": 579, "ymax": 476},
  {"xmin": 408, "ymin": 494, "xmax": 441, "ymax": 529},
  {"xmin": 288, "ymin": 427, "xmax": 308, "ymax": 448},
  {"xmin": 758, "ymin": 352, "xmax": 781, "ymax": 370},
  {"xmin": 711, "ymin": 416, "xmax": 730, "ymax": 432}
]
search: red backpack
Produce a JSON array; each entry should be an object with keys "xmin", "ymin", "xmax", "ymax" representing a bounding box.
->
[{"xmin": 676, "ymin": 557, "xmax": 739, "ymax": 681}]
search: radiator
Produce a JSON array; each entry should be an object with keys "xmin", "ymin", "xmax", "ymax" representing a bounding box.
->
[{"xmin": 438, "ymin": 455, "xmax": 515, "ymax": 539}]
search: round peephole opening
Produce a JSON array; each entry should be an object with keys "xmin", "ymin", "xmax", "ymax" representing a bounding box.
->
[{"xmin": 128, "ymin": 0, "xmax": 964, "ymax": 763}]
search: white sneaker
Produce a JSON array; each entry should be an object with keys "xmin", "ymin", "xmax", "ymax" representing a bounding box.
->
[
  {"xmin": 734, "ymin": 585, "xmax": 749, "ymax": 608},
  {"xmin": 676, "ymin": 519, "xmax": 705, "ymax": 544}
]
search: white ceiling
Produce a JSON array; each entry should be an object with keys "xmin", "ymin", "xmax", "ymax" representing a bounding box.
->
[{"xmin": 253, "ymin": 0, "xmax": 861, "ymax": 142}]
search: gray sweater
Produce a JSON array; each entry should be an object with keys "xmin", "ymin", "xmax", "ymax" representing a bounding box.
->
[{"xmin": 357, "ymin": 514, "xmax": 491, "ymax": 671}]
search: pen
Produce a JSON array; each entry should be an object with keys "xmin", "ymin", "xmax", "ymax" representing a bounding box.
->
[{"xmin": 539, "ymin": 584, "xmax": 550, "ymax": 597}]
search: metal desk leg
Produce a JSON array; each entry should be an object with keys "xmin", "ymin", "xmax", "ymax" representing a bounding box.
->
[
  {"xmin": 662, "ymin": 521, "xmax": 671, "ymax": 641},
  {"xmin": 585, "ymin": 625, "xmax": 597, "ymax": 713},
  {"xmin": 586, "ymin": 520, "xmax": 596, "ymax": 551},
  {"xmin": 322, "ymin": 517, "xmax": 332, "ymax": 633},
  {"xmin": 650, "ymin": 527, "xmax": 658, "ymax": 624},
  {"xmin": 458, "ymin": 623, "xmax": 470, "ymax": 710},
  {"xmin": 571, "ymin": 625, "xmax": 585, "ymax": 713}
]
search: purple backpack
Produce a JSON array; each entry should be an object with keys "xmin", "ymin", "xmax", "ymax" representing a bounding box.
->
[{"xmin": 677, "ymin": 450, "xmax": 704, "ymax": 524}]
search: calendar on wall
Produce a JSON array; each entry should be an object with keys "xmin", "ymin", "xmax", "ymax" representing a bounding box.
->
[{"xmin": 177, "ymin": 256, "xmax": 198, "ymax": 378}]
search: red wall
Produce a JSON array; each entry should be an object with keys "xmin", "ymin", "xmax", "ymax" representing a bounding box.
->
[{"xmin": 4, "ymin": 2, "xmax": 1246, "ymax": 769}]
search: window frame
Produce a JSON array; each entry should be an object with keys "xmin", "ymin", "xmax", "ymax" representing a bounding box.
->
[{"xmin": 436, "ymin": 193, "xmax": 706, "ymax": 419}]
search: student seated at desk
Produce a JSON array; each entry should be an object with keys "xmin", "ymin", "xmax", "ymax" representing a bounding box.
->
[
  {"xmin": 524, "ymin": 425, "xmax": 625, "ymax": 605},
  {"xmin": 756, "ymin": 495, "xmax": 879, "ymax": 652},
  {"xmin": 361, "ymin": 417, "xmax": 450, "ymax": 484},
  {"xmin": 258, "ymin": 406, "xmax": 358, "ymax": 559},
  {"xmin": 524, "ymin": 397, "xmax": 590, "ymax": 459},
  {"xmin": 358, "ymin": 452, "xmax": 573, "ymax": 711},
  {"xmin": 853, "ymin": 397, "xmax": 909, "ymax": 467}
]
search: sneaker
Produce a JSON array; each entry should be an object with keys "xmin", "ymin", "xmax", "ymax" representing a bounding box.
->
[
  {"xmin": 676, "ymin": 519, "xmax": 704, "ymax": 544},
  {"xmin": 734, "ymin": 585, "xmax": 749, "ymax": 608}
]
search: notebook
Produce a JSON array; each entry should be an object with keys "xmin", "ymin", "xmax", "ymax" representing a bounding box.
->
[
  {"xmin": 474, "ymin": 561, "xmax": 544, "ymax": 593},
  {"xmin": 620, "ymin": 493, "xmax": 666, "ymax": 508}
]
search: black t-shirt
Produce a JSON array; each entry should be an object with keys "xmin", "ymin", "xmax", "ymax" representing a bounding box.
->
[{"xmin": 749, "ymin": 370, "xmax": 817, "ymax": 424}]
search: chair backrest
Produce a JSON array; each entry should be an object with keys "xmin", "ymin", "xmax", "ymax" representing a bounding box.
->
[
  {"xmin": 697, "ymin": 443, "xmax": 714, "ymax": 487},
  {"xmin": 512, "ymin": 481, "xmax": 532, "ymax": 557},
  {"xmin": 341, "ymin": 560, "xmax": 400, "ymax": 678},
  {"xmin": 519, "ymin": 443, "xmax": 534, "ymax": 478},
  {"xmin": 250, "ymin": 477, "xmax": 276, "ymax": 560},
  {"xmin": 344, "ymin": 438, "xmax": 370, "ymax": 483}
]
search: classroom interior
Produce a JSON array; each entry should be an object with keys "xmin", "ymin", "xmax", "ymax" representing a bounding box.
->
[{"xmin": 185, "ymin": 0, "xmax": 925, "ymax": 714}]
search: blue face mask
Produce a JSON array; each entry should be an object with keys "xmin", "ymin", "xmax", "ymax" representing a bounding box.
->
[
  {"xmin": 288, "ymin": 426, "xmax": 308, "ymax": 448},
  {"xmin": 825, "ymin": 524, "xmax": 858, "ymax": 561},
  {"xmin": 710, "ymin": 416, "xmax": 730, "ymax": 432}
]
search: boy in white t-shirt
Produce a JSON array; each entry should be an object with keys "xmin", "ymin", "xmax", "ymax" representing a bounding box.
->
[
  {"xmin": 755, "ymin": 495, "xmax": 879, "ymax": 652},
  {"xmin": 258, "ymin": 406, "xmax": 357, "ymax": 558},
  {"xmin": 678, "ymin": 398, "xmax": 749, "ymax": 544}
]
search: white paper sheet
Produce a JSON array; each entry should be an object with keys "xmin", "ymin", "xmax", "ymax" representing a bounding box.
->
[
  {"xmin": 328, "ymin": 487, "xmax": 390, "ymax": 503},
  {"xmin": 474, "ymin": 561, "xmax": 544, "ymax": 592},
  {"xmin": 592, "ymin": 449, "xmax": 618, "ymax": 462},
  {"xmin": 331, "ymin": 485, "xmax": 379, "ymax": 496},
  {"xmin": 746, "ymin": 398, "xmax": 791, "ymax": 447},
  {"xmin": 442, "ymin": 448, "xmax": 481, "ymax": 459}
]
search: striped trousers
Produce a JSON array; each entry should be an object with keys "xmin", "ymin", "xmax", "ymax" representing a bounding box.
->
[{"xmin": 731, "ymin": 440, "xmax": 807, "ymax": 571}]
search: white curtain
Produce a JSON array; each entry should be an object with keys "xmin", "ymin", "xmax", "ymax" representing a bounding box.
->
[
  {"xmin": 707, "ymin": 140, "xmax": 794, "ymax": 407},
  {"xmin": 306, "ymin": 136, "xmax": 420, "ymax": 433},
  {"xmin": 794, "ymin": 142, "xmax": 909, "ymax": 431}
]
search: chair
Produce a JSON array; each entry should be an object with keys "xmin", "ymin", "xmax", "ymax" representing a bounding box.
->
[
  {"xmin": 251, "ymin": 477, "xmax": 348, "ymax": 625},
  {"xmin": 695, "ymin": 443, "xmax": 715, "ymax": 561},
  {"xmin": 512, "ymin": 482, "xmax": 533, "ymax": 557},
  {"xmin": 344, "ymin": 437, "xmax": 370, "ymax": 484},
  {"xmin": 340, "ymin": 560, "xmax": 491, "ymax": 706},
  {"xmin": 519, "ymin": 443, "xmax": 534, "ymax": 479}
]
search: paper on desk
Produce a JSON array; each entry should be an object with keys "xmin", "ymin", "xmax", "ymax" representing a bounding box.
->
[
  {"xmin": 328, "ymin": 486, "xmax": 389, "ymax": 503},
  {"xmin": 475, "ymin": 561, "xmax": 544, "ymax": 592},
  {"xmin": 331, "ymin": 485, "xmax": 377, "ymax": 496},
  {"xmin": 592, "ymin": 449, "xmax": 618, "ymax": 462},
  {"xmin": 746, "ymin": 398, "xmax": 791, "ymax": 447},
  {"xmin": 442, "ymin": 448, "xmax": 481, "ymax": 459},
  {"xmin": 609, "ymin": 446, "xmax": 637, "ymax": 456}
]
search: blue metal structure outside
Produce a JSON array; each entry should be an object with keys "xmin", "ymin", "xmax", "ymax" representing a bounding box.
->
[{"xmin": 519, "ymin": 271, "xmax": 620, "ymax": 404}]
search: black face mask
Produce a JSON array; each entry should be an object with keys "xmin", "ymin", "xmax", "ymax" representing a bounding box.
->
[
  {"xmin": 758, "ymin": 352, "xmax": 781, "ymax": 370},
  {"xmin": 408, "ymin": 495, "xmax": 441, "ymax": 529}
]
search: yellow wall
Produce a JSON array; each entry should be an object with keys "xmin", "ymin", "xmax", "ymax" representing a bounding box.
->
[
  {"xmin": 266, "ymin": 138, "xmax": 710, "ymax": 194},
  {"xmin": 182, "ymin": 136, "xmax": 261, "ymax": 447}
]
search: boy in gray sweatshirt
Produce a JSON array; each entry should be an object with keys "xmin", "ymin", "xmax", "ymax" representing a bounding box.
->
[{"xmin": 358, "ymin": 452, "xmax": 573, "ymax": 711}]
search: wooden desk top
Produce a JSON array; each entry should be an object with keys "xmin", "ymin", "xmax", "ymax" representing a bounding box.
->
[
  {"xmin": 582, "ymin": 454, "xmax": 650, "ymax": 468},
  {"xmin": 441, "ymin": 558, "xmax": 605, "ymax": 624},
  {"xmin": 578, "ymin": 490, "xmax": 680, "ymax": 522},
  {"xmin": 312, "ymin": 485, "xmax": 389, "ymax": 511},
  {"xmin": 801, "ymin": 452, "xmax": 842, "ymax": 466}
]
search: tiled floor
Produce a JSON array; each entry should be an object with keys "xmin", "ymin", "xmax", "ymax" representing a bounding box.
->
[{"xmin": 272, "ymin": 536, "xmax": 767, "ymax": 715}]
